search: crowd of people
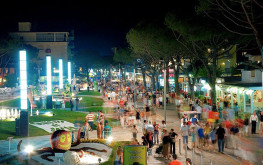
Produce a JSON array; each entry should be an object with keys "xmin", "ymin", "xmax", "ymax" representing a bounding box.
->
[{"xmin": 81, "ymin": 79, "xmax": 263, "ymax": 165}]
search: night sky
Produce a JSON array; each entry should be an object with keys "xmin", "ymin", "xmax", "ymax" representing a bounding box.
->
[{"xmin": 0, "ymin": 1, "xmax": 195, "ymax": 56}]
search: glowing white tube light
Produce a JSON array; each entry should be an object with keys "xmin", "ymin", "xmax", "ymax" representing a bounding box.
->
[
  {"xmin": 68, "ymin": 62, "xmax": 71, "ymax": 84},
  {"xmin": 20, "ymin": 50, "xmax": 27, "ymax": 110},
  {"xmin": 59, "ymin": 59, "xmax": 63, "ymax": 89},
  {"xmin": 46, "ymin": 56, "xmax": 52, "ymax": 95}
]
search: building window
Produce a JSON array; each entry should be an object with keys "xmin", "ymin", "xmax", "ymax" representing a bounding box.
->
[
  {"xmin": 36, "ymin": 33, "xmax": 54, "ymax": 41},
  {"xmin": 56, "ymin": 33, "xmax": 67, "ymax": 41},
  {"xmin": 251, "ymin": 70, "xmax": 255, "ymax": 77}
]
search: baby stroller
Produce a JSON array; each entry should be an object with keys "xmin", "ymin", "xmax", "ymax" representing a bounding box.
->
[{"xmin": 155, "ymin": 144, "xmax": 163, "ymax": 157}]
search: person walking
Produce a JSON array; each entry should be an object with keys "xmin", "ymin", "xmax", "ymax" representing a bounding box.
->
[
  {"xmin": 196, "ymin": 104, "xmax": 202, "ymax": 120},
  {"xmin": 169, "ymin": 129, "xmax": 178, "ymax": 154},
  {"xmin": 186, "ymin": 158, "xmax": 192, "ymax": 165},
  {"xmin": 168, "ymin": 154, "xmax": 182, "ymax": 165},
  {"xmin": 197, "ymin": 124, "xmax": 205, "ymax": 149},
  {"xmin": 114, "ymin": 146, "xmax": 123, "ymax": 165},
  {"xmin": 135, "ymin": 108, "xmax": 141, "ymax": 125},
  {"xmin": 250, "ymin": 111, "xmax": 258, "ymax": 134},
  {"xmin": 258, "ymin": 111, "xmax": 263, "ymax": 135},
  {"xmin": 243, "ymin": 115, "xmax": 249, "ymax": 136},
  {"xmin": 159, "ymin": 94, "xmax": 163, "ymax": 108},
  {"xmin": 132, "ymin": 125, "xmax": 138, "ymax": 139},
  {"xmin": 142, "ymin": 120, "xmax": 147, "ymax": 134},
  {"xmin": 216, "ymin": 123, "xmax": 226, "ymax": 153},
  {"xmin": 70, "ymin": 98, "xmax": 74, "ymax": 111},
  {"xmin": 161, "ymin": 129, "xmax": 170, "ymax": 160},
  {"xmin": 82, "ymin": 120, "xmax": 91, "ymax": 140},
  {"xmin": 75, "ymin": 97, "xmax": 80, "ymax": 111},
  {"xmin": 204, "ymin": 122, "xmax": 211, "ymax": 150},
  {"xmin": 97, "ymin": 121, "xmax": 102, "ymax": 139},
  {"xmin": 85, "ymin": 111, "xmax": 95, "ymax": 130},
  {"xmin": 153, "ymin": 122, "xmax": 160, "ymax": 144},
  {"xmin": 61, "ymin": 97, "xmax": 65, "ymax": 110},
  {"xmin": 209, "ymin": 127, "xmax": 217, "ymax": 151},
  {"xmin": 180, "ymin": 122, "xmax": 190, "ymax": 150},
  {"xmin": 190, "ymin": 126, "xmax": 196, "ymax": 150}
]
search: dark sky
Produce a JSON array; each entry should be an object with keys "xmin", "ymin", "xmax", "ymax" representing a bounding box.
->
[{"xmin": 0, "ymin": 1, "xmax": 195, "ymax": 56}]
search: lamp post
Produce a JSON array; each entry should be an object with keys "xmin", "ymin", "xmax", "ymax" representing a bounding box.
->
[
  {"xmin": 134, "ymin": 62, "xmax": 136, "ymax": 106},
  {"xmin": 160, "ymin": 58, "xmax": 167, "ymax": 123},
  {"xmin": 164, "ymin": 62, "xmax": 167, "ymax": 123}
]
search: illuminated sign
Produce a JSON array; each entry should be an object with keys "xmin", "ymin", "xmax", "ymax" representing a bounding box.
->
[
  {"xmin": 20, "ymin": 50, "xmax": 27, "ymax": 110},
  {"xmin": 46, "ymin": 56, "xmax": 52, "ymax": 95},
  {"xmin": 123, "ymin": 146, "xmax": 147, "ymax": 165},
  {"xmin": 59, "ymin": 59, "xmax": 63, "ymax": 89},
  {"xmin": 68, "ymin": 62, "xmax": 71, "ymax": 84}
]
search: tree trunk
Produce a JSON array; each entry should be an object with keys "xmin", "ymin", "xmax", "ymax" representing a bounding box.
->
[
  {"xmin": 151, "ymin": 73, "xmax": 156, "ymax": 91},
  {"xmin": 156, "ymin": 72, "xmax": 159, "ymax": 91},
  {"xmin": 123, "ymin": 65, "xmax": 126, "ymax": 82},
  {"xmin": 211, "ymin": 58, "xmax": 217, "ymax": 105},
  {"xmin": 174, "ymin": 58, "xmax": 180, "ymax": 96},
  {"xmin": 210, "ymin": 81, "xmax": 216, "ymax": 105},
  {"xmin": 166, "ymin": 67, "xmax": 169, "ymax": 92},
  {"xmin": 142, "ymin": 68, "xmax": 146, "ymax": 88}
]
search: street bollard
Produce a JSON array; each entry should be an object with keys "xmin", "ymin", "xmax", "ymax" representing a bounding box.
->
[
  {"xmin": 179, "ymin": 139, "xmax": 181, "ymax": 155},
  {"xmin": 7, "ymin": 137, "xmax": 13, "ymax": 154},
  {"xmin": 185, "ymin": 144, "xmax": 188, "ymax": 158},
  {"xmin": 192, "ymin": 149, "xmax": 194, "ymax": 164},
  {"xmin": 175, "ymin": 142, "xmax": 176, "ymax": 154},
  {"xmin": 200, "ymin": 154, "xmax": 203, "ymax": 165}
]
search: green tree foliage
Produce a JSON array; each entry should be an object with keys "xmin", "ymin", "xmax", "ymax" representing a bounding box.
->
[
  {"xmin": 126, "ymin": 21, "xmax": 178, "ymax": 90},
  {"xmin": 113, "ymin": 47, "xmax": 136, "ymax": 64},
  {"xmin": 165, "ymin": 12, "xmax": 243, "ymax": 103},
  {"xmin": 196, "ymin": 0, "xmax": 263, "ymax": 53},
  {"xmin": 4, "ymin": 74, "xmax": 17, "ymax": 87}
]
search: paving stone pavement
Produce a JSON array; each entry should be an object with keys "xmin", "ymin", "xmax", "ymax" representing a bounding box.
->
[{"xmin": 0, "ymin": 98, "xmax": 256, "ymax": 165}]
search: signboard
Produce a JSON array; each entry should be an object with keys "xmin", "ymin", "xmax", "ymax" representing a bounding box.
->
[{"xmin": 123, "ymin": 145, "xmax": 147, "ymax": 165}]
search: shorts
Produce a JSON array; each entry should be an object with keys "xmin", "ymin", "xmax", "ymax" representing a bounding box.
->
[
  {"xmin": 212, "ymin": 140, "xmax": 216, "ymax": 144},
  {"xmin": 205, "ymin": 134, "xmax": 209, "ymax": 139},
  {"xmin": 159, "ymin": 102, "xmax": 163, "ymax": 105}
]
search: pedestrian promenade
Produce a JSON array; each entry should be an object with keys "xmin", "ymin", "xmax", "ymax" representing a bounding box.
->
[
  {"xmin": 153, "ymin": 103, "xmax": 263, "ymax": 165},
  {"xmin": 0, "ymin": 97, "xmax": 261, "ymax": 165}
]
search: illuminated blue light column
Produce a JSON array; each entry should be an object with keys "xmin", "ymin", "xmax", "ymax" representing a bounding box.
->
[
  {"xmin": 68, "ymin": 61, "xmax": 71, "ymax": 84},
  {"xmin": 19, "ymin": 50, "xmax": 28, "ymax": 136},
  {"xmin": 46, "ymin": 55, "xmax": 53, "ymax": 109},
  {"xmin": 20, "ymin": 50, "xmax": 27, "ymax": 110},
  {"xmin": 59, "ymin": 59, "xmax": 63, "ymax": 89}
]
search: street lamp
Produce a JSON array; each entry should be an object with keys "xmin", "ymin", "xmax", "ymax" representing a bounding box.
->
[
  {"xmin": 160, "ymin": 58, "xmax": 166, "ymax": 123},
  {"xmin": 133, "ymin": 62, "xmax": 136, "ymax": 106}
]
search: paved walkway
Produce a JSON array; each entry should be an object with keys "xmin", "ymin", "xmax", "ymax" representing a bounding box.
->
[
  {"xmin": 153, "ymin": 105, "xmax": 241, "ymax": 165},
  {"xmin": 0, "ymin": 95, "xmax": 262, "ymax": 165}
]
